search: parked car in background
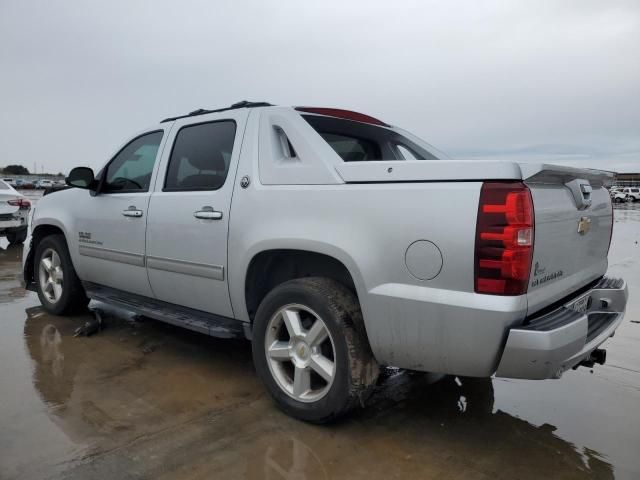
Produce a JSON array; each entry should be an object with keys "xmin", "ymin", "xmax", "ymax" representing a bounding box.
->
[
  {"xmin": 34, "ymin": 179, "xmax": 55, "ymax": 189},
  {"xmin": 612, "ymin": 189, "xmax": 629, "ymax": 203},
  {"xmin": 623, "ymin": 187, "xmax": 640, "ymax": 202},
  {"xmin": 22, "ymin": 102, "xmax": 627, "ymax": 422},
  {"xmin": 2, "ymin": 178, "xmax": 16, "ymax": 187},
  {"xmin": 609, "ymin": 186, "xmax": 623, "ymax": 197},
  {"xmin": 0, "ymin": 179, "xmax": 30, "ymax": 244}
]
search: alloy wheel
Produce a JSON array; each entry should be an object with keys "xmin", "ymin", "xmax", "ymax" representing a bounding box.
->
[
  {"xmin": 265, "ymin": 304, "xmax": 336, "ymax": 402},
  {"xmin": 39, "ymin": 248, "xmax": 64, "ymax": 303}
]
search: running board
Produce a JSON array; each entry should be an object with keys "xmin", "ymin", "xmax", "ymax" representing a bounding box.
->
[{"xmin": 83, "ymin": 282, "xmax": 249, "ymax": 339}]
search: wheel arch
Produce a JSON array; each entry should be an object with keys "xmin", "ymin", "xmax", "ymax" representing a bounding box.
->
[
  {"xmin": 243, "ymin": 248, "xmax": 364, "ymax": 324},
  {"xmin": 24, "ymin": 223, "xmax": 69, "ymax": 288}
]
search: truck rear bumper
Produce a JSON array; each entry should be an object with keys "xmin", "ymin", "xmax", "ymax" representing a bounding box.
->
[{"xmin": 496, "ymin": 277, "xmax": 628, "ymax": 379}]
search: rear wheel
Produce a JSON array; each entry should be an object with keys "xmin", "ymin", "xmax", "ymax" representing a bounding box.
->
[
  {"xmin": 6, "ymin": 227, "xmax": 27, "ymax": 245},
  {"xmin": 252, "ymin": 277, "xmax": 379, "ymax": 423},
  {"xmin": 35, "ymin": 234, "xmax": 89, "ymax": 315}
]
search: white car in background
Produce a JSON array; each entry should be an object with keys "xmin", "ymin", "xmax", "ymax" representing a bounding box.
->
[
  {"xmin": 0, "ymin": 179, "xmax": 31, "ymax": 244},
  {"xmin": 35, "ymin": 179, "xmax": 55, "ymax": 189},
  {"xmin": 613, "ymin": 187, "xmax": 640, "ymax": 203},
  {"xmin": 609, "ymin": 186, "xmax": 623, "ymax": 198},
  {"xmin": 2, "ymin": 178, "xmax": 17, "ymax": 187},
  {"xmin": 612, "ymin": 188, "xmax": 629, "ymax": 203},
  {"xmin": 623, "ymin": 187, "xmax": 640, "ymax": 202}
]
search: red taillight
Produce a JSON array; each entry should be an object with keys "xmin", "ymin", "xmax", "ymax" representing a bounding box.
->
[
  {"xmin": 475, "ymin": 182, "xmax": 534, "ymax": 295},
  {"xmin": 7, "ymin": 198, "xmax": 31, "ymax": 209}
]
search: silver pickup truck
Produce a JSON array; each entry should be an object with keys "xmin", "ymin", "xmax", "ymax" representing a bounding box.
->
[{"xmin": 23, "ymin": 101, "xmax": 628, "ymax": 422}]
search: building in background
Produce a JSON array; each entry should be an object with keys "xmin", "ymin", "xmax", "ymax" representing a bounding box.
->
[{"xmin": 615, "ymin": 169, "xmax": 640, "ymax": 187}]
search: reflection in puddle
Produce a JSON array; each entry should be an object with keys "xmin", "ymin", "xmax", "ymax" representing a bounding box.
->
[
  {"xmin": 261, "ymin": 436, "xmax": 329, "ymax": 480},
  {"xmin": 238, "ymin": 373, "xmax": 616, "ymax": 479},
  {"xmin": 40, "ymin": 324, "xmax": 65, "ymax": 380},
  {"xmin": 0, "ymin": 243, "xmax": 27, "ymax": 303},
  {"xmin": 17, "ymin": 305, "xmax": 621, "ymax": 480}
]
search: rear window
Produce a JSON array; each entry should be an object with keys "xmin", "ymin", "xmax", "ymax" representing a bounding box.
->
[{"xmin": 302, "ymin": 114, "xmax": 439, "ymax": 161}]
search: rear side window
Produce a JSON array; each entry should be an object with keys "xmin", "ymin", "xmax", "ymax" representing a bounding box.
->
[
  {"xmin": 164, "ymin": 121, "xmax": 236, "ymax": 191},
  {"xmin": 302, "ymin": 114, "xmax": 439, "ymax": 161}
]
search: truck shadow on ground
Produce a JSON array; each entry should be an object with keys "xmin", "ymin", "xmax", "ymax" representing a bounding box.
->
[{"xmin": 20, "ymin": 306, "xmax": 615, "ymax": 480}]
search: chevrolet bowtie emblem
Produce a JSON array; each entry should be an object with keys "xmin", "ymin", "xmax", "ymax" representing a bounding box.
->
[{"xmin": 577, "ymin": 216, "xmax": 591, "ymax": 235}]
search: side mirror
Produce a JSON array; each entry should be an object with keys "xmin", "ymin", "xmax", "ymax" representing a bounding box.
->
[{"xmin": 66, "ymin": 167, "xmax": 96, "ymax": 190}]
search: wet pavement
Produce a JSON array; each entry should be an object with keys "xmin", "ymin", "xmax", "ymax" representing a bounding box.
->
[{"xmin": 1, "ymin": 196, "xmax": 639, "ymax": 479}]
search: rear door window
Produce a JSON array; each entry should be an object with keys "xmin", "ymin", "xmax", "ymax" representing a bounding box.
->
[{"xmin": 164, "ymin": 121, "xmax": 236, "ymax": 191}]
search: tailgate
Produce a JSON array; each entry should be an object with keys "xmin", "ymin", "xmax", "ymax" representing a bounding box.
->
[{"xmin": 523, "ymin": 164, "xmax": 614, "ymax": 315}]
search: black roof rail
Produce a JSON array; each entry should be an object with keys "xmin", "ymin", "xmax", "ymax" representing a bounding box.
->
[{"xmin": 160, "ymin": 101, "xmax": 273, "ymax": 123}]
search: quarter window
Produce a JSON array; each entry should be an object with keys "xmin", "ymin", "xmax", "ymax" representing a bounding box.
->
[
  {"xmin": 103, "ymin": 131, "xmax": 164, "ymax": 193},
  {"xmin": 164, "ymin": 121, "xmax": 236, "ymax": 191},
  {"xmin": 396, "ymin": 144, "xmax": 420, "ymax": 160},
  {"xmin": 302, "ymin": 114, "xmax": 439, "ymax": 161}
]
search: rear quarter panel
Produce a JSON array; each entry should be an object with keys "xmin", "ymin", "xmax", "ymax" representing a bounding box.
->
[{"xmin": 228, "ymin": 174, "xmax": 527, "ymax": 374}]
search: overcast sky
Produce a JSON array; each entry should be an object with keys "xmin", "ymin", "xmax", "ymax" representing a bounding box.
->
[{"xmin": 1, "ymin": 0, "xmax": 639, "ymax": 174}]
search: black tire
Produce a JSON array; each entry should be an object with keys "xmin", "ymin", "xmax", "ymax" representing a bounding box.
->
[
  {"xmin": 34, "ymin": 234, "xmax": 89, "ymax": 315},
  {"xmin": 6, "ymin": 227, "xmax": 27, "ymax": 245},
  {"xmin": 252, "ymin": 277, "xmax": 379, "ymax": 423}
]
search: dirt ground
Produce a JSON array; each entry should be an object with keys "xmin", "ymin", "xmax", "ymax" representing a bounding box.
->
[{"xmin": 1, "ymin": 198, "xmax": 639, "ymax": 480}]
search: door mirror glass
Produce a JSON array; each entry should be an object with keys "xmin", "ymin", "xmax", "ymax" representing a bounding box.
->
[{"xmin": 66, "ymin": 167, "xmax": 95, "ymax": 189}]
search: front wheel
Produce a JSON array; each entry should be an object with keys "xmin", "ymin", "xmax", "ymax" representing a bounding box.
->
[
  {"xmin": 252, "ymin": 277, "xmax": 379, "ymax": 423},
  {"xmin": 35, "ymin": 234, "xmax": 89, "ymax": 315}
]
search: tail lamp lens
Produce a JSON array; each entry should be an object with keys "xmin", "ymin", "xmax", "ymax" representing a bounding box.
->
[
  {"xmin": 7, "ymin": 198, "xmax": 31, "ymax": 209},
  {"xmin": 475, "ymin": 182, "xmax": 534, "ymax": 295}
]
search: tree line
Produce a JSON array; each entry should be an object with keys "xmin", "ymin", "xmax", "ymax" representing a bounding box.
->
[{"xmin": 1, "ymin": 165, "xmax": 64, "ymax": 176}]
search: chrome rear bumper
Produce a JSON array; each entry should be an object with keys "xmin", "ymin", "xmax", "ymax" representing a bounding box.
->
[{"xmin": 496, "ymin": 277, "xmax": 628, "ymax": 379}]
